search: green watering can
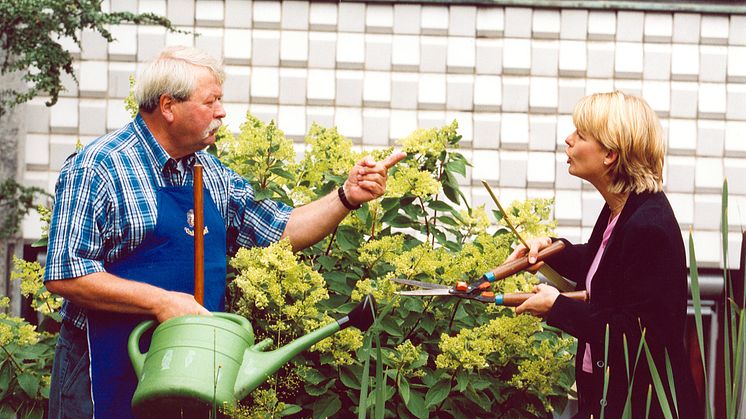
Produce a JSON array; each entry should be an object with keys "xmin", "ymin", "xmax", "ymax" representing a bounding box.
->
[{"xmin": 128, "ymin": 295, "xmax": 376, "ymax": 417}]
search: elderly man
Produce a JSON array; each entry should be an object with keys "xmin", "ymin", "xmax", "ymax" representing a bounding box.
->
[{"xmin": 44, "ymin": 46, "xmax": 405, "ymax": 418}]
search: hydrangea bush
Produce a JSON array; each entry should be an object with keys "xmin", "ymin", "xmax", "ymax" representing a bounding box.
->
[{"xmin": 217, "ymin": 114, "xmax": 576, "ymax": 418}]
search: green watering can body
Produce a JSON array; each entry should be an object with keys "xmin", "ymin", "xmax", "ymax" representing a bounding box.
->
[{"xmin": 129, "ymin": 296, "xmax": 376, "ymax": 417}]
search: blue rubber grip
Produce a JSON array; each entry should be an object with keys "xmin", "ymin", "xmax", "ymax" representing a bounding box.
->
[
  {"xmin": 494, "ymin": 294, "xmax": 503, "ymax": 305},
  {"xmin": 484, "ymin": 271, "xmax": 496, "ymax": 282}
]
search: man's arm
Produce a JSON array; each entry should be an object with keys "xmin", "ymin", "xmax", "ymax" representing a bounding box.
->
[
  {"xmin": 45, "ymin": 272, "xmax": 209, "ymax": 323},
  {"xmin": 281, "ymin": 152, "xmax": 406, "ymax": 252}
]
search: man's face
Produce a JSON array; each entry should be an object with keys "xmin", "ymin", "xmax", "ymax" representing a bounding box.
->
[{"xmin": 171, "ymin": 66, "xmax": 225, "ymax": 152}]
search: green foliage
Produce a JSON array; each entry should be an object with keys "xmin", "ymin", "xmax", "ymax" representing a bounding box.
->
[
  {"xmin": 0, "ymin": 0, "xmax": 180, "ymax": 115},
  {"xmin": 222, "ymin": 115, "xmax": 575, "ymax": 417},
  {"xmin": 0, "ymin": 178, "xmax": 49, "ymax": 240}
]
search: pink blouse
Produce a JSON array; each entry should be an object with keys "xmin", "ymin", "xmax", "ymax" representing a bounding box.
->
[{"xmin": 582, "ymin": 212, "xmax": 620, "ymax": 374}]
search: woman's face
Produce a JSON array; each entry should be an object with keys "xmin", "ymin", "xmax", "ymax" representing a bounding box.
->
[{"xmin": 564, "ymin": 129, "xmax": 608, "ymax": 183}]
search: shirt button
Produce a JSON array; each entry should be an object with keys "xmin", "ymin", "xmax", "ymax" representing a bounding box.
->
[{"xmin": 596, "ymin": 360, "xmax": 605, "ymax": 368}]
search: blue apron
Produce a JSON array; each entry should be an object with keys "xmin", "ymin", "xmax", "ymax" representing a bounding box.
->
[{"xmin": 86, "ymin": 184, "xmax": 227, "ymax": 418}]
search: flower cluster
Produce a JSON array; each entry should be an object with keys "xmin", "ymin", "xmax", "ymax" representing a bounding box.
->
[
  {"xmin": 384, "ymin": 165, "xmax": 442, "ymax": 199},
  {"xmin": 11, "ymin": 256, "xmax": 62, "ymax": 314}
]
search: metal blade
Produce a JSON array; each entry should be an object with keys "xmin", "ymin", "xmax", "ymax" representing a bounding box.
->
[
  {"xmin": 396, "ymin": 289, "xmax": 453, "ymax": 296},
  {"xmin": 390, "ymin": 278, "xmax": 449, "ymax": 289}
]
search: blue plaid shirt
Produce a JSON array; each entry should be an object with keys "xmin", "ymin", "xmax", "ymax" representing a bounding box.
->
[{"xmin": 44, "ymin": 114, "xmax": 292, "ymax": 329}]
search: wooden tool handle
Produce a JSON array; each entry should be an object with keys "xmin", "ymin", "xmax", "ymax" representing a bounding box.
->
[
  {"xmin": 489, "ymin": 240, "xmax": 565, "ymax": 282},
  {"xmin": 500, "ymin": 290, "xmax": 588, "ymax": 307},
  {"xmin": 193, "ymin": 164, "xmax": 204, "ymax": 306}
]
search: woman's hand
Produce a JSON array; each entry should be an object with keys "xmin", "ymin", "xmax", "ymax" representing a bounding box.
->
[
  {"xmin": 515, "ymin": 284, "xmax": 560, "ymax": 317},
  {"xmin": 505, "ymin": 237, "xmax": 553, "ymax": 264}
]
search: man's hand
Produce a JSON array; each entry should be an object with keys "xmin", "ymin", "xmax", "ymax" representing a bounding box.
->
[
  {"xmin": 344, "ymin": 152, "xmax": 407, "ymax": 206},
  {"xmin": 152, "ymin": 291, "xmax": 211, "ymax": 323},
  {"xmin": 515, "ymin": 284, "xmax": 560, "ymax": 317},
  {"xmin": 505, "ymin": 237, "xmax": 553, "ymax": 265}
]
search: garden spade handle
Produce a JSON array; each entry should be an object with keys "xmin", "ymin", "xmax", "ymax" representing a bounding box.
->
[
  {"xmin": 194, "ymin": 163, "xmax": 204, "ymax": 306},
  {"xmin": 489, "ymin": 240, "xmax": 565, "ymax": 282}
]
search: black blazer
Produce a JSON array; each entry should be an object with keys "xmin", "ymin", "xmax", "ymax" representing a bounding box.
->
[{"xmin": 545, "ymin": 191, "xmax": 701, "ymax": 419}]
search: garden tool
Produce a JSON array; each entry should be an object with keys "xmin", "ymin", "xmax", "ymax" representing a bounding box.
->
[
  {"xmin": 481, "ymin": 180, "xmax": 575, "ymax": 292},
  {"xmin": 394, "ymin": 240, "xmax": 587, "ymax": 306}
]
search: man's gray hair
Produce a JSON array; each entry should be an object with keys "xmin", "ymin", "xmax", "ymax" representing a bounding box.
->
[{"xmin": 135, "ymin": 46, "xmax": 225, "ymax": 113}]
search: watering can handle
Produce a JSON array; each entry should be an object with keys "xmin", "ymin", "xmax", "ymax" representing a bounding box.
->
[
  {"xmin": 128, "ymin": 320, "xmax": 156, "ymax": 380},
  {"xmin": 212, "ymin": 312, "xmax": 254, "ymax": 336}
]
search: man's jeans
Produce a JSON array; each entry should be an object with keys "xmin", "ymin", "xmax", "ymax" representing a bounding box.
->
[{"xmin": 48, "ymin": 321, "xmax": 93, "ymax": 419}]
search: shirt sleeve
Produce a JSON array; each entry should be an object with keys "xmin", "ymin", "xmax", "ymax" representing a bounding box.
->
[
  {"xmin": 226, "ymin": 170, "xmax": 293, "ymax": 250},
  {"xmin": 44, "ymin": 164, "xmax": 109, "ymax": 281}
]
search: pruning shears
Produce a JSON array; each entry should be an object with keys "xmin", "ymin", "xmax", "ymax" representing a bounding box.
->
[{"xmin": 394, "ymin": 240, "xmax": 588, "ymax": 306}]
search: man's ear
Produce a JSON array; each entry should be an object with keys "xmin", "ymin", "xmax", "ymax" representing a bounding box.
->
[{"xmin": 159, "ymin": 95, "xmax": 175, "ymax": 123}]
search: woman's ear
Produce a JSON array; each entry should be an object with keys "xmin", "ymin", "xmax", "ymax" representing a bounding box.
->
[{"xmin": 604, "ymin": 149, "xmax": 618, "ymax": 166}]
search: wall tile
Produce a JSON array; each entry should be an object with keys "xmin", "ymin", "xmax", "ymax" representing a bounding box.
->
[
  {"xmin": 667, "ymin": 193, "xmax": 694, "ymax": 227},
  {"xmin": 554, "ymin": 190, "xmax": 582, "ymax": 225},
  {"xmin": 77, "ymin": 99, "xmax": 106, "ymax": 136},
  {"xmin": 82, "ymin": 29, "xmax": 109, "ymax": 60},
  {"xmin": 248, "ymin": 104, "xmax": 278, "ymax": 125},
  {"xmin": 698, "ymin": 82, "xmax": 726, "ymax": 119},
  {"xmin": 167, "ymin": 0, "xmax": 195, "ymax": 26},
  {"xmin": 337, "ymin": 32, "xmax": 365, "ymax": 69},
  {"xmin": 644, "ymin": 12, "xmax": 673, "ymax": 43},
  {"xmin": 558, "ymin": 40, "xmax": 586, "ymax": 76},
  {"xmin": 527, "ymin": 152, "xmax": 555, "ymax": 187},
  {"xmin": 673, "ymin": 13, "xmax": 700, "ymax": 43},
  {"xmin": 421, "ymin": 6, "xmax": 449, "ymax": 35},
  {"xmin": 447, "ymin": 37, "xmax": 476, "ymax": 73},
  {"xmin": 697, "ymin": 120, "xmax": 725, "ymax": 157},
  {"xmin": 306, "ymin": 69, "xmax": 335, "ymax": 105},
  {"xmin": 362, "ymin": 108, "xmax": 391, "ymax": 145},
  {"xmin": 363, "ymin": 71, "xmax": 391, "ymax": 107},
  {"xmin": 389, "ymin": 110, "xmax": 418, "ymax": 141},
  {"xmin": 499, "ymin": 151, "xmax": 528, "ymax": 187},
  {"xmin": 335, "ymin": 107, "xmax": 362, "ymax": 141},
  {"xmin": 504, "ymin": 7, "xmax": 532, "ymax": 38},
  {"xmin": 529, "ymin": 114, "xmax": 556, "ymax": 151},
  {"xmin": 473, "ymin": 149, "xmax": 500, "ymax": 182},
  {"xmin": 309, "ymin": 2, "xmax": 337, "ymax": 31},
  {"xmin": 581, "ymin": 190, "xmax": 605, "ymax": 227},
  {"xmin": 308, "ymin": 32, "xmax": 336, "ymax": 69},
  {"xmin": 476, "ymin": 39, "xmax": 502, "ymax": 74},
  {"xmin": 556, "ymin": 153, "xmax": 581, "ymax": 189},
  {"xmin": 418, "ymin": 73, "xmax": 446, "ymax": 109},
  {"xmin": 643, "ymin": 43, "xmax": 672, "ymax": 80},
  {"xmin": 50, "ymin": 98, "xmax": 78, "ymax": 134},
  {"xmin": 79, "ymin": 61, "xmax": 108, "ymax": 97},
  {"xmin": 642, "ymin": 80, "xmax": 670, "ymax": 116},
  {"xmin": 194, "ymin": 28, "xmax": 223, "ymax": 59},
  {"xmin": 724, "ymin": 158, "xmax": 746, "ymax": 194},
  {"xmin": 391, "ymin": 35, "xmax": 419, "ymax": 71},
  {"xmin": 500, "ymin": 113, "xmax": 529, "ymax": 149},
  {"xmin": 558, "ymin": 78, "xmax": 585, "ymax": 113},
  {"xmin": 529, "ymin": 76, "xmax": 557, "ymax": 113},
  {"xmin": 251, "ymin": 67, "xmax": 280, "ymax": 104},
  {"xmin": 282, "ymin": 1, "xmax": 309, "ymax": 30},
  {"xmin": 253, "ymin": 30, "xmax": 280, "ymax": 66},
  {"xmin": 281, "ymin": 30, "xmax": 309, "ymax": 67},
  {"xmin": 560, "ymin": 9, "xmax": 587, "ymax": 40},
  {"xmin": 727, "ymin": 46, "xmax": 746, "ymax": 82},
  {"xmin": 694, "ymin": 194, "xmax": 721, "ymax": 230},
  {"xmin": 394, "ymin": 4, "xmax": 421, "ymax": 35},
  {"xmin": 695, "ymin": 157, "xmax": 724, "ymax": 192},
  {"xmin": 306, "ymin": 106, "xmax": 334, "ymax": 131},
  {"xmin": 700, "ymin": 45, "xmax": 727, "ymax": 82},
  {"xmin": 668, "ymin": 118, "xmax": 697, "ymax": 155},
  {"xmin": 224, "ymin": 29, "xmax": 252, "ymax": 65},
  {"xmin": 730, "ymin": 15, "xmax": 746, "ymax": 45},
  {"xmin": 336, "ymin": 70, "xmax": 363, "ymax": 107},
  {"xmin": 669, "ymin": 81, "xmax": 698, "ymax": 118},
  {"xmin": 108, "ymin": 25, "xmax": 137, "ymax": 61},
  {"xmin": 279, "ymin": 68, "xmax": 306, "ymax": 105},
  {"xmin": 390, "ymin": 72, "xmax": 418, "ymax": 109},
  {"xmin": 531, "ymin": 40, "xmax": 559, "ymax": 76},
  {"xmin": 617, "ymin": 11, "xmax": 644, "ymax": 42},
  {"xmin": 420, "ymin": 36, "xmax": 448, "ymax": 72},
  {"xmin": 277, "ymin": 105, "xmax": 306, "ymax": 139},
  {"xmin": 195, "ymin": 0, "xmax": 224, "ymax": 27},
  {"xmin": 473, "ymin": 113, "xmax": 500, "ymax": 148},
  {"xmin": 25, "ymin": 99, "xmax": 50, "ymax": 134},
  {"xmin": 586, "ymin": 41, "xmax": 615, "ymax": 78},
  {"xmin": 417, "ymin": 110, "xmax": 445, "ymax": 130},
  {"xmin": 587, "ymin": 11, "xmax": 616, "ymax": 41},
  {"xmin": 502, "ymin": 76, "xmax": 530, "ymax": 112},
  {"xmin": 725, "ymin": 121, "xmax": 746, "ymax": 156},
  {"xmin": 701, "ymin": 15, "xmax": 729, "ymax": 45},
  {"xmin": 615, "ymin": 42, "xmax": 643, "ymax": 78},
  {"xmin": 106, "ymin": 98, "xmax": 131, "ymax": 131},
  {"xmin": 366, "ymin": 4, "xmax": 393, "ymax": 34},
  {"xmin": 477, "ymin": 7, "xmax": 504, "ymax": 38},
  {"xmin": 224, "ymin": 66, "xmax": 251, "ymax": 103},
  {"xmin": 726, "ymin": 83, "xmax": 746, "ymax": 120},
  {"xmin": 253, "ymin": 1, "xmax": 281, "ymax": 29},
  {"xmin": 25, "ymin": 134, "xmax": 49, "ymax": 167},
  {"xmin": 446, "ymin": 74, "xmax": 474, "ymax": 111},
  {"xmin": 473, "ymin": 75, "xmax": 501, "ymax": 111},
  {"xmin": 107, "ymin": 62, "xmax": 135, "ymax": 98},
  {"xmin": 365, "ymin": 34, "xmax": 392, "ymax": 71},
  {"xmin": 533, "ymin": 9, "xmax": 560, "ymax": 39},
  {"xmin": 225, "ymin": 0, "xmax": 252, "ymax": 29},
  {"xmin": 137, "ymin": 26, "xmax": 166, "ymax": 61},
  {"xmin": 503, "ymin": 38, "xmax": 531, "ymax": 75},
  {"xmin": 449, "ymin": 6, "xmax": 477, "ymax": 37}
]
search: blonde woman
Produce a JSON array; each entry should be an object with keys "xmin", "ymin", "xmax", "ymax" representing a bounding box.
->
[{"xmin": 508, "ymin": 91, "xmax": 700, "ymax": 418}]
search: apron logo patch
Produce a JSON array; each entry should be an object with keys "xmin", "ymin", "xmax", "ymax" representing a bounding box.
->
[{"xmin": 184, "ymin": 209, "xmax": 210, "ymax": 236}]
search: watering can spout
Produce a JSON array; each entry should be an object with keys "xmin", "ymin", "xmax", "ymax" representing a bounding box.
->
[{"xmin": 234, "ymin": 295, "xmax": 377, "ymax": 399}]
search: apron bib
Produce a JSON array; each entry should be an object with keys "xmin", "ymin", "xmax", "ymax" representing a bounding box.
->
[{"xmin": 87, "ymin": 185, "xmax": 226, "ymax": 418}]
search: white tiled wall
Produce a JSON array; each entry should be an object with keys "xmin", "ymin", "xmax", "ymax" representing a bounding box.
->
[{"xmin": 21, "ymin": 1, "xmax": 746, "ymax": 268}]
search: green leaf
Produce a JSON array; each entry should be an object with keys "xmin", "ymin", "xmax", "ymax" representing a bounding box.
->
[
  {"xmin": 18, "ymin": 372, "xmax": 39, "ymax": 398},
  {"xmin": 336, "ymin": 228, "xmax": 360, "ymax": 251},
  {"xmin": 404, "ymin": 389, "xmax": 428, "ymax": 419},
  {"xmin": 298, "ymin": 368, "xmax": 326, "ymax": 385},
  {"xmin": 305, "ymin": 378, "xmax": 336, "ymax": 396},
  {"xmin": 424, "ymin": 379, "xmax": 451, "ymax": 409},
  {"xmin": 340, "ymin": 365, "xmax": 362, "ymax": 390},
  {"xmin": 279, "ymin": 404, "xmax": 302, "ymax": 416},
  {"xmin": 398, "ymin": 377, "xmax": 411, "ymax": 404},
  {"xmin": 428, "ymin": 200, "xmax": 454, "ymax": 213},
  {"xmin": 455, "ymin": 369, "xmax": 469, "ymax": 392},
  {"xmin": 445, "ymin": 160, "xmax": 466, "ymax": 176},
  {"xmin": 419, "ymin": 315, "xmax": 436, "ymax": 335},
  {"xmin": 388, "ymin": 215, "xmax": 412, "ymax": 228},
  {"xmin": 0, "ymin": 362, "xmax": 11, "ymax": 392},
  {"xmin": 253, "ymin": 187, "xmax": 273, "ymax": 201},
  {"xmin": 312, "ymin": 393, "xmax": 341, "ymax": 418},
  {"xmin": 268, "ymin": 166, "xmax": 295, "ymax": 180}
]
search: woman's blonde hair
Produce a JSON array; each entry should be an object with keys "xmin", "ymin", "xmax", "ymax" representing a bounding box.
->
[
  {"xmin": 135, "ymin": 46, "xmax": 225, "ymax": 113},
  {"xmin": 572, "ymin": 91, "xmax": 665, "ymax": 194}
]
